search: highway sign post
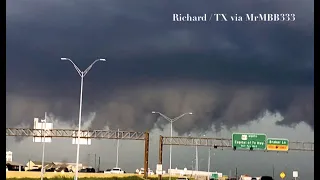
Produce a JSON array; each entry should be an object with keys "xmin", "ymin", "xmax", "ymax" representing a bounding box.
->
[
  {"xmin": 232, "ymin": 133, "xmax": 267, "ymax": 150},
  {"xmin": 156, "ymin": 164, "xmax": 163, "ymax": 175},
  {"xmin": 293, "ymin": 171, "xmax": 298, "ymax": 180},
  {"xmin": 280, "ymin": 172, "xmax": 286, "ymax": 179},
  {"xmin": 267, "ymin": 138, "xmax": 289, "ymax": 151}
]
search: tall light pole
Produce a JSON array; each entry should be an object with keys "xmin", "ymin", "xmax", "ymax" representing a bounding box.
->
[
  {"xmin": 116, "ymin": 128, "xmax": 120, "ymax": 168},
  {"xmin": 40, "ymin": 112, "xmax": 47, "ymax": 180},
  {"xmin": 61, "ymin": 57, "xmax": 106, "ymax": 180},
  {"xmin": 198, "ymin": 158, "xmax": 204, "ymax": 171},
  {"xmin": 195, "ymin": 143, "xmax": 198, "ymax": 171},
  {"xmin": 196, "ymin": 134, "xmax": 205, "ymax": 171},
  {"xmin": 207, "ymin": 148, "xmax": 211, "ymax": 172},
  {"xmin": 152, "ymin": 111, "xmax": 193, "ymax": 180}
]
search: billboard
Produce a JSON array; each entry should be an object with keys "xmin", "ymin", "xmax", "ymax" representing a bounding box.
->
[
  {"xmin": 33, "ymin": 118, "xmax": 53, "ymax": 143},
  {"xmin": 72, "ymin": 131, "xmax": 91, "ymax": 145}
]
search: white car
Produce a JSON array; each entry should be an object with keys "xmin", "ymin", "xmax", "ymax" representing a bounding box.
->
[
  {"xmin": 148, "ymin": 170, "xmax": 155, "ymax": 175},
  {"xmin": 110, "ymin": 167, "xmax": 124, "ymax": 174},
  {"xmin": 138, "ymin": 168, "xmax": 145, "ymax": 175},
  {"xmin": 138, "ymin": 168, "xmax": 154, "ymax": 175}
]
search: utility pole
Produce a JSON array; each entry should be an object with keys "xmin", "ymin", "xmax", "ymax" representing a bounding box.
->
[
  {"xmin": 87, "ymin": 154, "xmax": 91, "ymax": 167},
  {"xmin": 272, "ymin": 164, "xmax": 275, "ymax": 179},
  {"xmin": 207, "ymin": 148, "xmax": 211, "ymax": 172},
  {"xmin": 191, "ymin": 160, "xmax": 194, "ymax": 171},
  {"xmin": 195, "ymin": 144, "xmax": 198, "ymax": 171},
  {"xmin": 116, "ymin": 129, "xmax": 120, "ymax": 168},
  {"xmin": 98, "ymin": 157, "xmax": 100, "ymax": 172},
  {"xmin": 88, "ymin": 153, "xmax": 97, "ymax": 170},
  {"xmin": 94, "ymin": 154, "xmax": 97, "ymax": 172},
  {"xmin": 235, "ymin": 167, "xmax": 238, "ymax": 179}
]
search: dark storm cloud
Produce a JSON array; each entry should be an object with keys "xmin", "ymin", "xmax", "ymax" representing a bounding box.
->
[{"xmin": 6, "ymin": 0, "xmax": 314, "ymax": 133}]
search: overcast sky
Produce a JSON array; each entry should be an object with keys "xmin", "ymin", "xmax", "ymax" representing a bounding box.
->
[{"xmin": 6, "ymin": 0, "xmax": 313, "ymax": 179}]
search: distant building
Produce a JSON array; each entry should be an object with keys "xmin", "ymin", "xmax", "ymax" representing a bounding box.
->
[
  {"xmin": 6, "ymin": 151, "xmax": 12, "ymax": 162},
  {"xmin": 6, "ymin": 161, "xmax": 25, "ymax": 171},
  {"xmin": 53, "ymin": 162, "xmax": 87, "ymax": 172},
  {"xmin": 25, "ymin": 160, "xmax": 55, "ymax": 171},
  {"xmin": 24, "ymin": 160, "xmax": 87, "ymax": 172}
]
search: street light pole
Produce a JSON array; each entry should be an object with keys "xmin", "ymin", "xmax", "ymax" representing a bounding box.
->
[
  {"xmin": 272, "ymin": 164, "xmax": 275, "ymax": 179},
  {"xmin": 195, "ymin": 145, "xmax": 198, "ymax": 171},
  {"xmin": 40, "ymin": 112, "xmax": 47, "ymax": 180},
  {"xmin": 198, "ymin": 158, "xmax": 204, "ymax": 171},
  {"xmin": 170, "ymin": 120, "xmax": 173, "ymax": 172},
  {"xmin": 207, "ymin": 148, "xmax": 211, "ymax": 172},
  {"xmin": 195, "ymin": 134, "xmax": 205, "ymax": 171},
  {"xmin": 152, "ymin": 111, "xmax": 193, "ymax": 180},
  {"xmin": 61, "ymin": 57, "xmax": 106, "ymax": 180},
  {"xmin": 116, "ymin": 128, "xmax": 120, "ymax": 168}
]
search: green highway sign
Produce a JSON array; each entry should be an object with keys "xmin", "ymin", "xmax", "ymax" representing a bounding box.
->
[
  {"xmin": 232, "ymin": 133, "xmax": 267, "ymax": 150},
  {"xmin": 267, "ymin": 138, "xmax": 289, "ymax": 151},
  {"xmin": 211, "ymin": 173, "xmax": 218, "ymax": 179}
]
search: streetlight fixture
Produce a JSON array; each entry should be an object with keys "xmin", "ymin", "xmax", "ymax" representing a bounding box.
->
[
  {"xmin": 151, "ymin": 111, "xmax": 193, "ymax": 180},
  {"xmin": 61, "ymin": 57, "xmax": 106, "ymax": 180}
]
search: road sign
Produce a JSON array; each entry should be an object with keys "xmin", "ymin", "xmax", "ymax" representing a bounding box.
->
[
  {"xmin": 267, "ymin": 138, "xmax": 289, "ymax": 151},
  {"xmin": 293, "ymin": 171, "xmax": 298, "ymax": 178},
  {"xmin": 280, "ymin": 172, "xmax": 286, "ymax": 179},
  {"xmin": 232, "ymin": 133, "xmax": 267, "ymax": 150},
  {"xmin": 156, "ymin": 164, "xmax": 163, "ymax": 175},
  {"xmin": 72, "ymin": 131, "xmax": 91, "ymax": 145},
  {"xmin": 33, "ymin": 118, "xmax": 53, "ymax": 143},
  {"xmin": 211, "ymin": 173, "xmax": 218, "ymax": 179}
]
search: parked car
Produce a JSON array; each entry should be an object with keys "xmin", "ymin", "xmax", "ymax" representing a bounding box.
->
[
  {"xmin": 104, "ymin": 169, "xmax": 112, "ymax": 174},
  {"xmin": 260, "ymin": 176, "xmax": 273, "ymax": 180},
  {"xmin": 55, "ymin": 167, "xmax": 69, "ymax": 172},
  {"xmin": 79, "ymin": 168, "xmax": 95, "ymax": 173},
  {"xmin": 27, "ymin": 168, "xmax": 41, "ymax": 171},
  {"xmin": 148, "ymin": 169, "xmax": 155, "ymax": 175},
  {"xmin": 137, "ymin": 168, "xmax": 154, "ymax": 175},
  {"xmin": 110, "ymin": 167, "xmax": 124, "ymax": 174}
]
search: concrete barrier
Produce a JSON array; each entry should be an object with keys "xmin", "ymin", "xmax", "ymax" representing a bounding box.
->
[{"xmin": 6, "ymin": 171, "xmax": 142, "ymax": 178}]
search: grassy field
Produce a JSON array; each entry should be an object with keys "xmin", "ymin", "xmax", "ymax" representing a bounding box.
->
[{"xmin": 6, "ymin": 171, "xmax": 186, "ymax": 180}]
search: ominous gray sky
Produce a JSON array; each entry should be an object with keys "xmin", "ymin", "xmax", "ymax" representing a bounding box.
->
[{"xmin": 6, "ymin": 0, "xmax": 313, "ymax": 178}]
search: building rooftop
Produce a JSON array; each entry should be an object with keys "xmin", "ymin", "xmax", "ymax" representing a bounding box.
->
[
  {"xmin": 6, "ymin": 161, "xmax": 24, "ymax": 166},
  {"xmin": 29, "ymin": 160, "xmax": 54, "ymax": 166}
]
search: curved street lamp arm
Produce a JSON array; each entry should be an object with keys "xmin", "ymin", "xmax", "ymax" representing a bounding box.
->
[
  {"xmin": 172, "ymin": 112, "xmax": 192, "ymax": 122},
  {"xmin": 83, "ymin": 59, "xmax": 101, "ymax": 77},
  {"xmin": 153, "ymin": 111, "xmax": 173, "ymax": 122},
  {"xmin": 65, "ymin": 59, "xmax": 83, "ymax": 77}
]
